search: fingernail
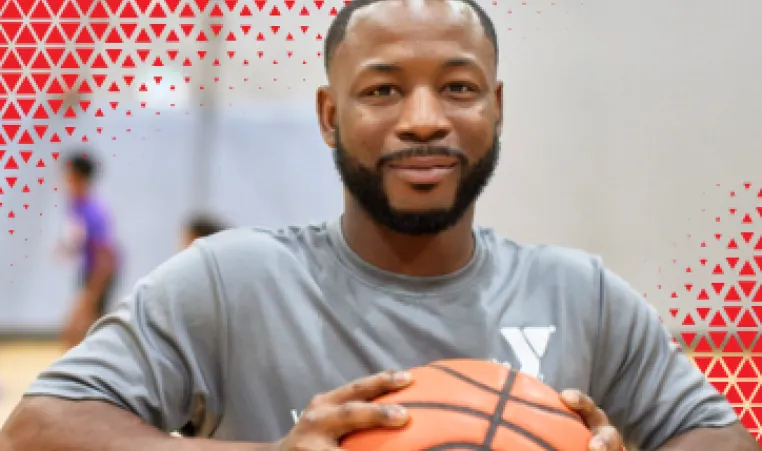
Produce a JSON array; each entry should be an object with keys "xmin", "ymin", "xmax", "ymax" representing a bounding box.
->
[
  {"xmin": 393, "ymin": 371, "xmax": 412, "ymax": 384},
  {"xmin": 562, "ymin": 390, "xmax": 580, "ymax": 404},
  {"xmin": 388, "ymin": 405, "xmax": 408, "ymax": 422},
  {"xmin": 589, "ymin": 437, "xmax": 605, "ymax": 451}
]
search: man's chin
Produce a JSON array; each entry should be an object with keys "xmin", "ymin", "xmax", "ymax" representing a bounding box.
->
[
  {"xmin": 387, "ymin": 206, "xmax": 453, "ymax": 217},
  {"xmin": 370, "ymin": 208, "xmax": 462, "ymax": 236},
  {"xmin": 386, "ymin": 197, "xmax": 457, "ymax": 215}
]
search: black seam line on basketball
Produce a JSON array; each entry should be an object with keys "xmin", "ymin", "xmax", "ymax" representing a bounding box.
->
[
  {"xmin": 429, "ymin": 364, "xmax": 579, "ymax": 421},
  {"xmin": 499, "ymin": 422, "xmax": 557, "ymax": 451},
  {"xmin": 429, "ymin": 364, "xmax": 502, "ymax": 395},
  {"xmin": 399, "ymin": 402, "xmax": 557, "ymax": 451},
  {"xmin": 422, "ymin": 442, "xmax": 488, "ymax": 451},
  {"xmin": 505, "ymin": 396, "xmax": 579, "ymax": 421},
  {"xmin": 399, "ymin": 402, "xmax": 493, "ymax": 420},
  {"xmin": 483, "ymin": 369, "xmax": 516, "ymax": 448}
]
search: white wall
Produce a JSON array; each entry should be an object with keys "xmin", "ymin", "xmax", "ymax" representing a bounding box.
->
[{"xmin": 475, "ymin": 0, "xmax": 762, "ymax": 326}]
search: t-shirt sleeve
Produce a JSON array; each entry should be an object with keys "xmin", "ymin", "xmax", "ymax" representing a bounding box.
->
[
  {"xmin": 85, "ymin": 208, "xmax": 112, "ymax": 247},
  {"xmin": 589, "ymin": 267, "xmax": 740, "ymax": 450},
  {"xmin": 24, "ymin": 242, "xmax": 227, "ymax": 434}
]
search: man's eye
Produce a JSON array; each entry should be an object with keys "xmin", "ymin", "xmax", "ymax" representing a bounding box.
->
[
  {"xmin": 367, "ymin": 86, "xmax": 398, "ymax": 97},
  {"xmin": 445, "ymin": 83, "xmax": 476, "ymax": 94}
]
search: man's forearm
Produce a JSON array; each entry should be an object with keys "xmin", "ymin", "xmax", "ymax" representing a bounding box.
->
[
  {"xmin": 657, "ymin": 423, "xmax": 760, "ymax": 451},
  {"xmin": 1, "ymin": 396, "xmax": 271, "ymax": 451}
]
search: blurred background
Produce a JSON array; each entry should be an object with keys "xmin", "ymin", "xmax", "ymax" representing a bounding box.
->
[{"xmin": 0, "ymin": 0, "xmax": 761, "ymax": 441}]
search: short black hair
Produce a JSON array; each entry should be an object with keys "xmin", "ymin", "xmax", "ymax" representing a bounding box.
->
[
  {"xmin": 186, "ymin": 214, "xmax": 228, "ymax": 239},
  {"xmin": 64, "ymin": 152, "xmax": 98, "ymax": 181},
  {"xmin": 323, "ymin": 0, "xmax": 499, "ymax": 73}
]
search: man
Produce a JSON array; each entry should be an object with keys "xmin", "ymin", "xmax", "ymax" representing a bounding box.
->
[
  {"xmin": 56, "ymin": 152, "xmax": 120, "ymax": 350},
  {"xmin": 181, "ymin": 213, "xmax": 229, "ymax": 249},
  {"xmin": 1, "ymin": 1, "xmax": 757, "ymax": 450}
]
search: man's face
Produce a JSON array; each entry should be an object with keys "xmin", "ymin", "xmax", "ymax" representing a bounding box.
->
[
  {"xmin": 63, "ymin": 169, "xmax": 87, "ymax": 198},
  {"xmin": 318, "ymin": 0, "xmax": 503, "ymax": 235}
]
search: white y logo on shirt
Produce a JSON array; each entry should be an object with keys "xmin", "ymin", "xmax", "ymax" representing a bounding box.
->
[{"xmin": 497, "ymin": 326, "xmax": 556, "ymax": 381}]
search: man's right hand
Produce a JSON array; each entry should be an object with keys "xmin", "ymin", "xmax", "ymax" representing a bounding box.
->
[{"xmin": 274, "ymin": 370, "xmax": 413, "ymax": 450}]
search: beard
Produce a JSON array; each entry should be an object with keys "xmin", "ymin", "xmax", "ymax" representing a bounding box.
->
[{"xmin": 332, "ymin": 128, "xmax": 500, "ymax": 236}]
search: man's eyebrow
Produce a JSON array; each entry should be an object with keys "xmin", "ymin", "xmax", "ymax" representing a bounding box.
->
[{"xmin": 359, "ymin": 57, "xmax": 481, "ymax": 74}]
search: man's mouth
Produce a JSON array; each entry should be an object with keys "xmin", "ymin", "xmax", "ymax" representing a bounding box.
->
[
  {"xmin": 387, "ymin": 156, "xmax": 459, "ymax": 185},
  {"xmin": 387, "ymin": 156, "xmax": 460, "ymax": 170}
]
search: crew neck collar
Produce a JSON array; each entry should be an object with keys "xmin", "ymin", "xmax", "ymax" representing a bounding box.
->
[{"xmin": 326, "ymin": 216, "xmax": 487, "ymax": 296}]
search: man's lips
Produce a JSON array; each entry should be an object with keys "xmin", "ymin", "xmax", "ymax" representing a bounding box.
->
[
  {"xmin": 387, "ymin": 156, "xmax": 460, "ymax": 170},
  {"xmin": 386, "ymin": 156, "xmax": 459, "ymax": 184}
]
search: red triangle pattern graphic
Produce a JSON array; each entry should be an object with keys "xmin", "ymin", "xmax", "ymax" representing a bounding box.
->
[
  {"xmin": 662, "ymin": 183, "xmax": 762, "ymax": 442},
  {"xmin": 0, "ymin": 0, "xmax": 332, "ymax": 150}
]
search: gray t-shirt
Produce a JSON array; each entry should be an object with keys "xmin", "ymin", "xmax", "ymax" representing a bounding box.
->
[{"xmin": 26, "ymin": 219, "xmax": 737, "ymax": 449}]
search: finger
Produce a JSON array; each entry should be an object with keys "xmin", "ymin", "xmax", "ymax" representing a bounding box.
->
[
  {"xmin": 321, "ymin": 370, "xmax": 413, "ymax": 405},
  {"xmin": 298, "ymin": 401, "xmax": 409, "ymax": 439},
  {"xmin": 560, "ymin": 390, "xmax": 610, "ymax": 429},
  {"xmin": 588, "ymin": 426, "xmax": 622, "ymax": 451},
  {"xmin": 280, "ymin": 435, "xmax": 343, "ymax": 451}
]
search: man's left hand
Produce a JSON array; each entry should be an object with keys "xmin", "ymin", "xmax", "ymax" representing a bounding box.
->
[{"xmin": 561, "ymin": 389, "xmax": 624, "ymax": 451}]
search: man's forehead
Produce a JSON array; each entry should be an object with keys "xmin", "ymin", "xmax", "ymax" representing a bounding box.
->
[
  {"xmin": 325, "ymin": 0, "xmax": 496, "ymax": 82},
  {"xmin": 345, "ymin": 0, "xmax": 482, "ymax": 42},
  {"xmin": 351, "ymin": 0, "xmax": 476, "ymax": 21}
]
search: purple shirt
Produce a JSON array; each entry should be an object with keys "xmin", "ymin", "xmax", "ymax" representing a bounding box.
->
[{"xmin": 67, "ymin": 196, "xmax": 119, "ymax": 278}]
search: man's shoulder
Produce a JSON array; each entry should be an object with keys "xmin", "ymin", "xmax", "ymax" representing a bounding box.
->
[
  {"xmin": 478, "ymin": 226, "xmax": 605, "ymax": 282},
  {"xmin": 479, "ymin": 228, "xmax": 655, "ymax": 319},
  {"xmin": 195, "ymin": 222, "xmax": 332, "ymax": 266}
]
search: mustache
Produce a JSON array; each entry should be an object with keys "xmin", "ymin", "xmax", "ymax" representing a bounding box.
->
[{"xmin": 377, "ymin": 146, "xmax": 467, "ymax": 169}]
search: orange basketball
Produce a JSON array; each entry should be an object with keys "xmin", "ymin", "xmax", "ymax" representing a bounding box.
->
[{"xmin": 340, "ymin": 359, "xmax": 593, "ymax": 451}]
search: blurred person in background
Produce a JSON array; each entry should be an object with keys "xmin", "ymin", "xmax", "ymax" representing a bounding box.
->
[
  {"xmin": 181, "ymin": 213, "xmax": 229, "ymax": 249},
  {"xmin": 57, "ymin": 151, "xmax": 120, "ymax": 350}
]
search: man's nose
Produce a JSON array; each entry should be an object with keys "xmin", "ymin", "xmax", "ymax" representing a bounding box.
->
[{"xmin": 395, "ymin": 87, "xmax": 452, "ymax": 144}]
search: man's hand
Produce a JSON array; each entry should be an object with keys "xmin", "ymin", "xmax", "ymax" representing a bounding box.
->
[
  {"xmin": 561, "ymin": 389, "xmax": 623, "ymax": 451},
  {"xmin": 62, "ymin": 292, "xmax": 100, "ymax": 349},
  {"xmin": 275, "ymin": 370, "xmax": 413, "ymax": 450}
]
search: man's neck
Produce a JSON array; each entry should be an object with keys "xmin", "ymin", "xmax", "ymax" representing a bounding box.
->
[{"xmin": 341, "ymin": 202, "xmax": 476, "ymax": 278}]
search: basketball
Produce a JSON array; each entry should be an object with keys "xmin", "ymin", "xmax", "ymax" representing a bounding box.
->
[{"xmin": 340, "ymin": 359, "xmax": 594, "ymax": 451}]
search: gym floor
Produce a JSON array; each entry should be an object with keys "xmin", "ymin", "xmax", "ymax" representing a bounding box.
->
[{"xmin": 0, "ymin": 341, "xmax": 63, "ymax": 426}]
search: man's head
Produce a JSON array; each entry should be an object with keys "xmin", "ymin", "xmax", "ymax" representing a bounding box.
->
[
  {"xmin": 63, "ymin": 152, "xmax": 98, "ymax": 199},
  {"xmin": 182, "ymin": 214, "xmax": 228, "ymax": 249},
  {"xmin": 317, "ymin": 0, "xmax": 502, "ymax": 236}
]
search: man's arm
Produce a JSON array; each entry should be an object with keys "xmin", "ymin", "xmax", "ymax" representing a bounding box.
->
[
  {"xmin": 0, "ymin": 243, "xmax": 244, "ymax": 450},
  {"xmin": 657, "ymin": 422, "xmax": 759, "ymax": 450},
  {"xmin": 81, "ymin": 243, "xmax": 116, "ymax": 306},
  {"xmin": 559, "ymin": 389, "xmax": 758, "ymax": 451},
  {"xmin": 589, "ymin": 266, "xmax": 755, "ymax": 450},
  {"xmin": 81, "ymin": 211, "xmax": 117, "ymax": 306},
  {"xmin": 61, "ymin": 212, "xmax": 118, "ymax": 348},
  {"xmin": 1, "ymin": 397, "xmax": 266, "ymax": 451}
]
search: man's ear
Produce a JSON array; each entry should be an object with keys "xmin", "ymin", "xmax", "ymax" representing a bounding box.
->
[{"xmin": 316, "ymin": 86, "xmax": 337, "ymax": 148}]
